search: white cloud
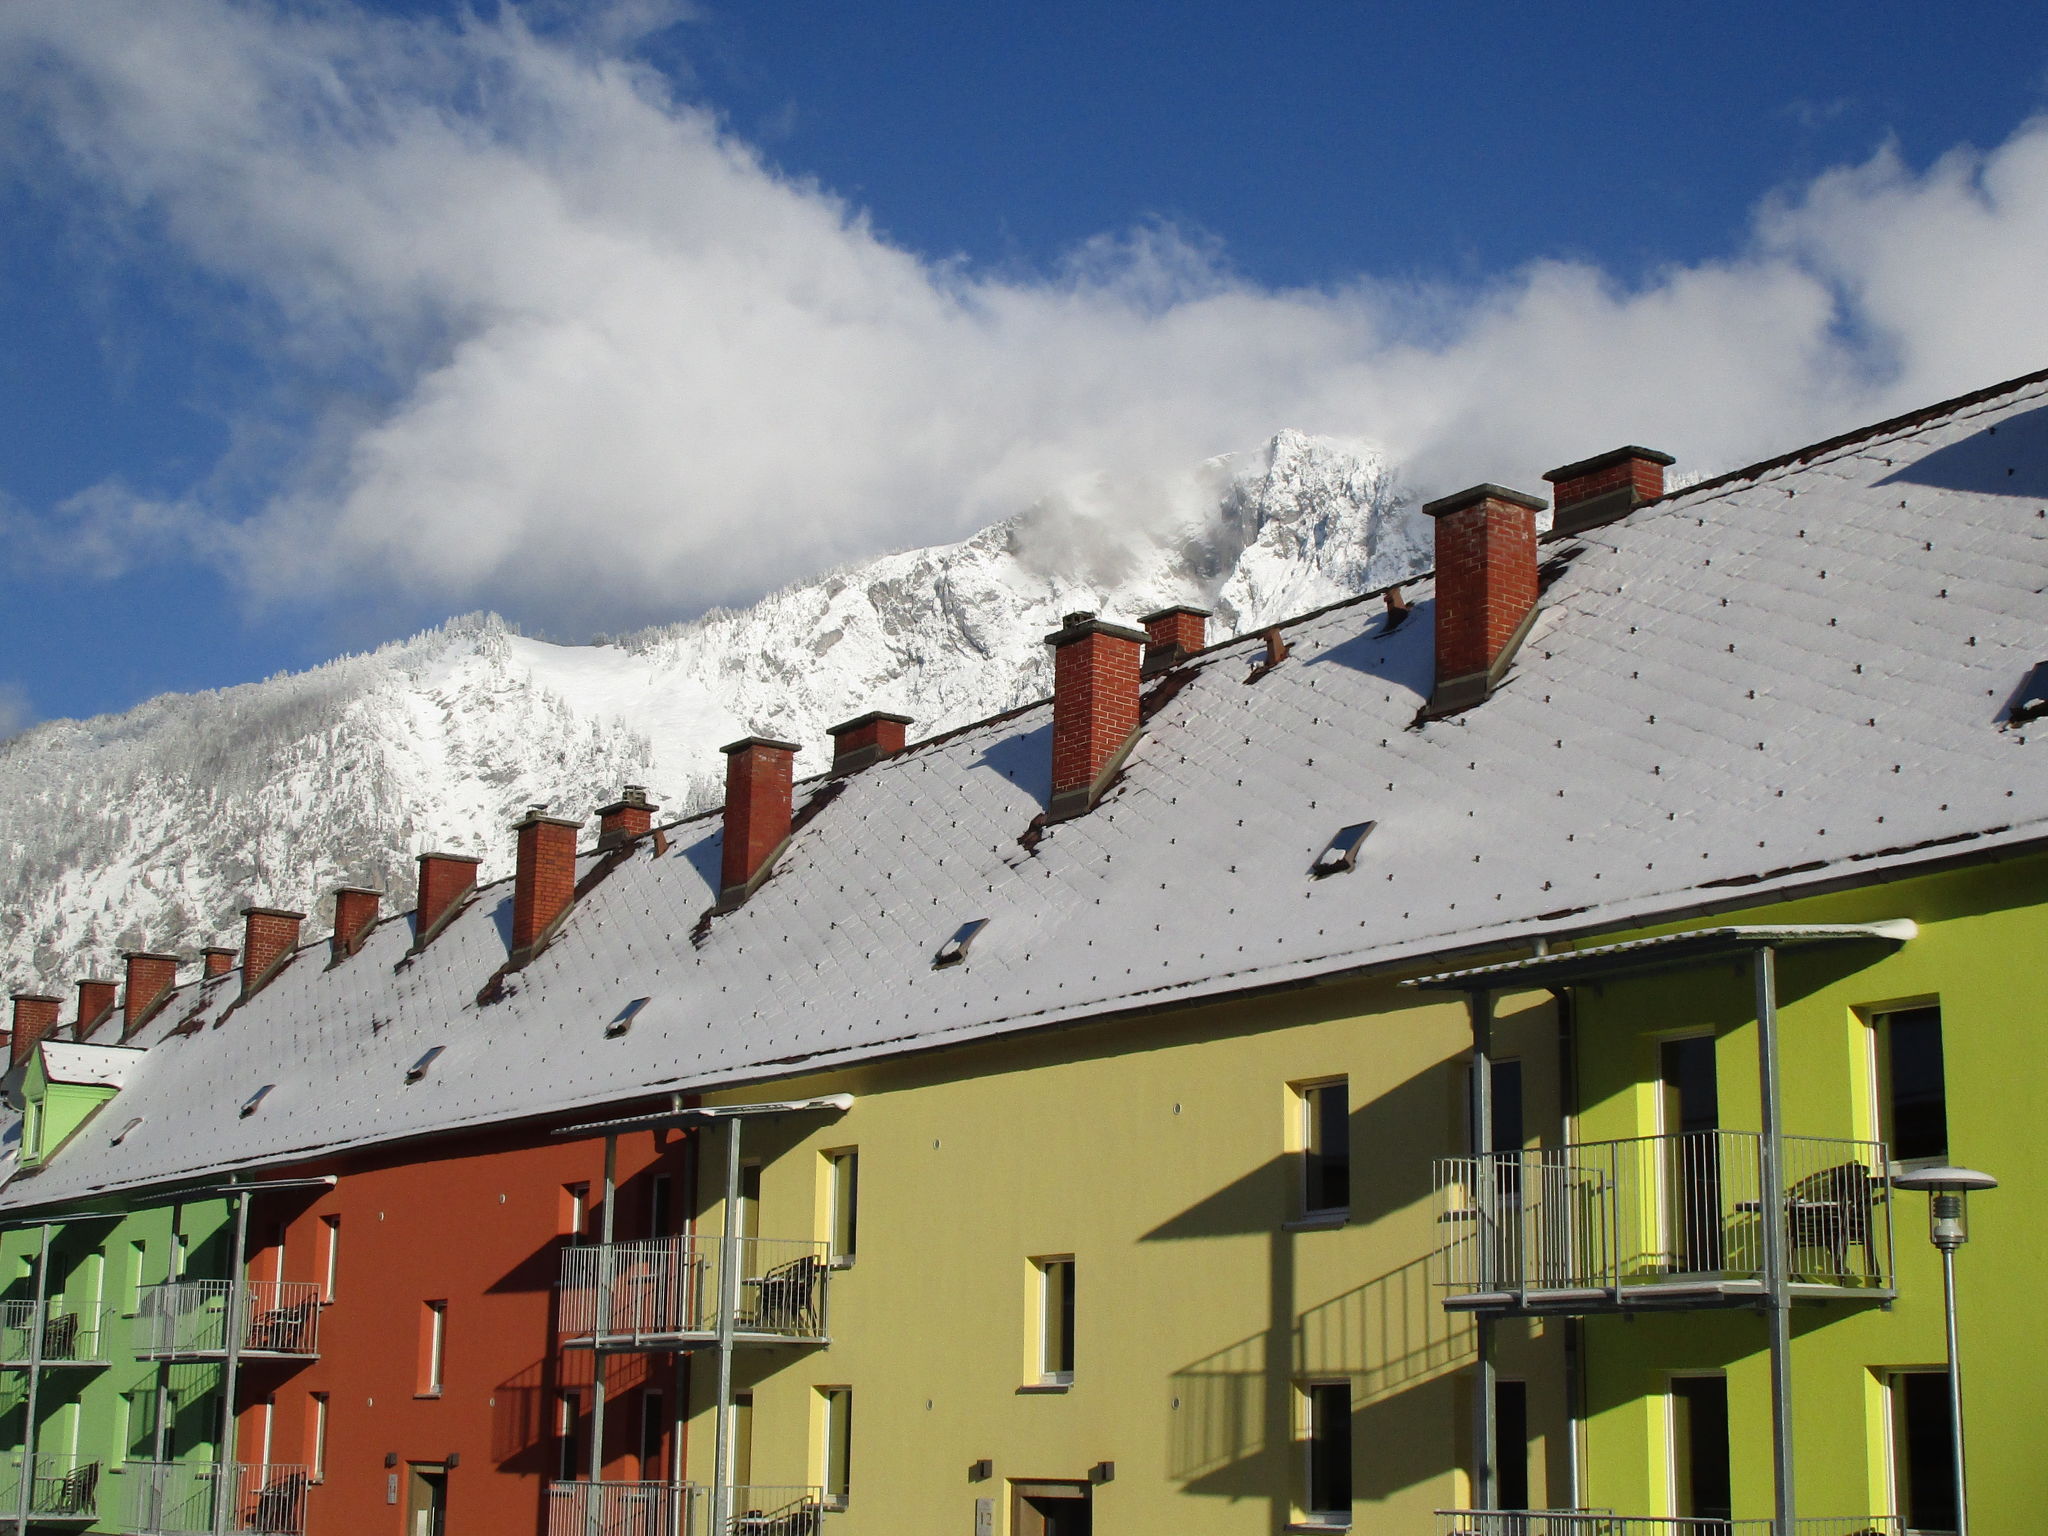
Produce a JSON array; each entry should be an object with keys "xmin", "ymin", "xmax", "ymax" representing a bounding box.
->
[
  {"xmin": 0, "ymin": 683, "xmax": 29, "ymax": 742},
  {"xmin": 4, "ymin": 1, "xmax": 2048, "ymax": 635}
]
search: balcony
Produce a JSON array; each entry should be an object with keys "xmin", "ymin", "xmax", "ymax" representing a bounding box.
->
[
  {"xmin": 0, "ymin": 1299, "xmax": 108, "ymax": 1367},
  {"xmin": 135, "ymin": 1280, "xmax": 322, "ymax": 1360},
  {"xmin": 0, "ymin": 1454, "xmax": 103, "ymax": 1523},
  {"xmin": 126, "ymin": 1460, "xmax": 312, "ymax": 1535},
  {"xmin": 557, "ymin": 1236, "xmax": 829, "ymax": 1350},
  {"xmin": 546, "ymin": 1480, "xmax": 826, "ymax": 1536},
  {"xmin": 1433, "ymin": 1132, "xmax": 1893, "ymax": 1313},
  {"xmin": 1436, "ymin": 1516, "xmax": 1900, "ymax": 1535}
]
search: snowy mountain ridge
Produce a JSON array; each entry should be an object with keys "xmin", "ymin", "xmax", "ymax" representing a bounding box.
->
[{"xmin": 0, "ymin": 432, "xmax": 1424, "ymax": 983}]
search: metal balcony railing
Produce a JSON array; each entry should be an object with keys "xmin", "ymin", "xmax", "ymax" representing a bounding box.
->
[
  {"xmin": 0, "ymin": 1299, "xmax": 108, "ymax": 1366},
  {"xmin": 126, "ymin": 1460, "xmax": 312, "ymax": 1535},
  {"xmin": 546, "ymin": 1482, "xmax": 827, "ymax": 1536},
  {"xmin": 1436, "ymin": 1516, "xmax": 1900, "ymax": 1536},
  {"xmin": 0, "ymin": 1453, "xmax": 103, "ymax": 1522},
  {"xmin": 135, "ymin": 1281, "xmax": 322, "ymax": 1359},
  {"xmin": 557, "ymin": 1236, "xmax": 829, "ymax": 1348},
  {"xmin": 1432, "ymin": 1132, "xmax": 1892, "ymax": 1310}
]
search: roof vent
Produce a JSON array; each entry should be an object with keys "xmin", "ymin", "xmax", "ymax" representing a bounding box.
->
[
  {"xmin": 934, "ymin": 919, "xmax": 989, "ymax": 968},
  {"xmin": 2007, "ymin": 660, "xmax": 2048, "ymax": 725},
  {"xmin": 405, "ymin": 1046, "xmax": 446, "ymax": 1084},
  {"xmin": 111, "ymin": 1116, "xmax": 143, "ymax": 1146},
  {"xmin": 607, "ymin": 997, "xmax": 651, "ymax": 1038},
  {"xmin": 1312, "ymin": 822, "xmax": 1376, "ymax": 877},
  {"xmin": 240, "ymin": 1085, "xmax": 275, "ymax": 1118}
]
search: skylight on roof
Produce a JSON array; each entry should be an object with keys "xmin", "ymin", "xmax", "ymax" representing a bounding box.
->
[
  {"xmin": 110, "ymin": 1117, "xmax": 142, "ymax": 1146},
  {"xmin": 934, "ymin": 919, "xmax": 988, "ymax": 969},
  {"xmin": 1311, "ymin": 821, "xmax": 1377, "ymax": 877},
  {"xmin": 2009, "ymin": 660, "xmax": 2048, "ymax": 725},
  {"xmin": 607, "ymin": 997, "xmax": 651, "ymax": 1038},
  {"xmin": 240, "ymin": 1086, "xmax": 274, "ymax": 1118},
  {"xmin": 405, "ymin": 1046, "xmax": 446, "ymax": 1084}
]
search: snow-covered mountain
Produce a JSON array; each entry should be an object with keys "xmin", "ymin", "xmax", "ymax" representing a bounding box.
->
[{"xmin": 0, "ymin": 432, "xmax": 1423, "ymax": 983}]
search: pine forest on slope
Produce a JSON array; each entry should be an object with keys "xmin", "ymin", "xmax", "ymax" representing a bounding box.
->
[{"xmin": 0, "ymin": 432, "xmax": 1423, "ymax": 981}]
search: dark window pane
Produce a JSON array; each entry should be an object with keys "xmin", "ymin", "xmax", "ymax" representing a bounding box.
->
[
  {"xmin": 1495, "ymin": 1379, "xmax": 1529, "ymax": 1511},
  {"xmin": 1491, "ymin": 1061, "xmax": 1525, "ymax": 1155},
  {"xmin": 1900, "ymin": 1372, "xmax": 1957, "ymax": 1532},
  {"xmin": 1307, "ymin": 1382, "xmax": 1353, "ymax": 1515},
  {"xmin": 1887, "ymin": 1007, "xmax": 1949, "ymax": 1163},
  {"xmin": 1672, "ymin": 1377, "xmax": 1731, "ymax": 1521},
  {"xmin": 640, "ymin": 1391, "xmax": 664, "ymax": 1465},
  {"xmin": 1306, "ymin": 1082, "xmax": 1349, "ymax": 1212},
  {"xmin": 1661, "ymin": 1037, "xmax": 1721, "ymax": 1135}
]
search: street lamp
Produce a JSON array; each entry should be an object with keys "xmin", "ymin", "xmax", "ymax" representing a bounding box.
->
[{"xmin": 1891, "ymin": 1165, "xmax": 1998, "ymax": 1536}]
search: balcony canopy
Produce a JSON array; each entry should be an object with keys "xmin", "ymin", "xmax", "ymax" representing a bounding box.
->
[{"xmin": 1403, "ymin": 920, "xmax": 1916, "ymax": 993}]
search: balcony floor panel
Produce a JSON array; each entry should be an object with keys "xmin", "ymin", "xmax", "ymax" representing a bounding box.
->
[{"xmin": 1444, "ymin": 1278, "xmax": 1896, "ymax": 1315}]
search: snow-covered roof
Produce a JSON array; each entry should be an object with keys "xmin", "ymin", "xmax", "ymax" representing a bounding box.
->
[
  {"xmin": 38, "ymin": 1040, "xmax": 144, "ymax": 1090},
  {"xmin": 5, "ymin": 368, "xmax": 2045, "ymax": 1208}
]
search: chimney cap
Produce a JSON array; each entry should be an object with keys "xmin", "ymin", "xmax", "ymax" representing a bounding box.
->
[
  {"xmin": 828, "ymin": 711, "xmax": 914, "ymax": 735},
  {"xmin": 238, "ymin": 906, "xmax": 306, "ymax": 921},
  {"xmin": 9, "ymin": 992, "xmax": 62, "ymax": 1004},
  {"xmin": 1139, "ymin": 604, "xmax": 1213, "ymax": 624},
  {"xmin": 595, "ymin": 789, "xmax": 661, "ymax": 817},
  {"xmin": 415, "ymin": 850, "xmax": 484, "ymax": 866},
  {"xmin": 119, "ymin": 950, "xmax": 180, "ymax": 963},
  {"xmin": 200, "ymin": 945, "xmax": 238, "ymax": 956},
  {"xmin": 512, "ymin": 810, "xmax": 583, "ymax": 830},
  {"xmin": 1045, "ymin": 613, "xmax": 1148, "ymax": 647},
  {"xmin": 1542, "ymin": 445, "xmax": 1675, "ymax": 483},
  {"xmin": 76, "ymin": 975, "xmax": 120, "ymax": 987},
  {"xmin": 719, "ymin": 736, "xmax": 800, "ymax": 756},
  {"xmin": 331, "ymin": 886, "xmax": 383, "ymax": 898},
  {"xmin": 1422, "ymin": 484, "xmax": 1548, "ymax": 519}
]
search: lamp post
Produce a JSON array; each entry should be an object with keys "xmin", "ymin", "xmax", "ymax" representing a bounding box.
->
[{"xmin": 1891, "ymin": 1165, "xmax": 1997, "ymax": 1536}]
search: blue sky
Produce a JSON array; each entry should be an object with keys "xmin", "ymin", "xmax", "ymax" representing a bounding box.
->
[{"xmin": 3, "ymin": 0, "xmax": 2047, "ymax": 732}]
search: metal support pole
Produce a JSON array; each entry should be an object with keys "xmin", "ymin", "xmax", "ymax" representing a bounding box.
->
[
  {"xmin": 669, "ymin": 1353, "xmax": 688, "ymax": 1536},
  {"xmin": 1551, "ymin": 984, "xmax": 1585, "ymax": 1512},
  {"xmin": 1752, "ymin": 947, "xmax": 1795, "ymax": 1536},
  {"xmin": 1942, "ymin": 1246, "xmax": 1972, "ymax": 1536},
  {"xmin": 14, "ymin": 1223, "xmax": 52, "ymax": 1534},
  {"xmin": 214, "ymin": 1190, "xmax": 252, "ymax": 1536},
  {"xmin": 1468, "ymin": 989, "xmax": 1497, "ymax": 1513},
  {"xmin": 711, "ymin": 1116, "xmax": 743, "ymax": 1536},
  {"xmin": 591, "ymin": 1134, "xmax": 618, "ymax": 1488}
]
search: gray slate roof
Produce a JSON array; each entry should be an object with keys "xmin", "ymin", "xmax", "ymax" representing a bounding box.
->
[{"xmin": 6, "ymin": 368, "xmax": 2046, "ymax": 1209}]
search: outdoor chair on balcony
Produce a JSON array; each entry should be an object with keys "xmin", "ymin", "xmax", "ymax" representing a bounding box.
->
[
  {"xmin": 46, "ymin": 1460, "xmax": 98, "ymax": 1516},
  {"xmin": 245, "ymin": 1469, "xmax": 309, "ymax": 1533},
  {"xmin": 40, "ymin": 1310, "xmax": 79, "ymax": 1360},
  {"xmin": 741, "ymin": 1255, "xmax": 822, "ymax": 1335},
  {"xmin": 1785, "ymin": 1160, "xmax": 1879, "ymax": 1279},
  {"xmin": 247, "ymin": 1297, "xmax": 317, "ymax": 1353}
]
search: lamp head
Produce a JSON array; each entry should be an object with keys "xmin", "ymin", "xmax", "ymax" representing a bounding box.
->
[{"xmin": 1892, "ymin": 1165, "xmax": 1997, "ymax": 1251}]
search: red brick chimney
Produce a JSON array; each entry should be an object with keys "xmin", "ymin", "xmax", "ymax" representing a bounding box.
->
[
  {"xmin": 9, "ymin": 994, "xmax": 60, "ymax": 1069},
  {"xmin": 74, "ymin": 977, "xmax": 119, "ymax": 1040},
  {"xmin": 511, "ymin": 810, "xmax": 582, "ymax": 955},
  {"xmin": 415, "ymin": 852, "xmax": 482, "ymax": 939},
  {"xmin": 331, "ymin": 887, "xmax": 381, "ymax": 959},
  {"xmin": 719, "ymin": 739, "xmax": 799, "ymax": 903},
  {"xmin": 1045, "ymin": 611, "xmax": 1147, "ymax": 821},
  {"xmin": 121, "ymin": 951, "xmax": 179, "ymax": 1039},
  {"xmin": 240, "ymin": 907, "xmax": 305, "ymax": 996},
  {"xmin": 1423, "ymin": 484, "xmax": 1546, "ymax": 717},
  {"xmin": 827, "ymin": 713, "xmax": 912, "ymax": 775},
  {"xmin": 1542, "ymin": 446, "xmax": 1674, "ymax": 536},
  {"xmin": 1139, "ymin": 606, "xmax": 1210, "ymax": 672},
  {"xmin": 596, "ymin": 786, "xmax": 659, "ymax": 851},
  {"xmin": 201, "ymin": 947, "xmax": 238, "ymax": 980}
]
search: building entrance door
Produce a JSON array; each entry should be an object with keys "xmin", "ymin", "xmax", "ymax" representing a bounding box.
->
[
  {"xmin": 406, "ymin": 1463, "xmax": 448, "ymax": 1536},
  {"xmin": 1012, "ymin": 1480, "xmax": 1091, "ymax": 1536}
]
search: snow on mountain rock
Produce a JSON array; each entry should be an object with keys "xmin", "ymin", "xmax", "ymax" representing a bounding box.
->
[{"xmin": 0, "ymin": 434, "xmax": 1421, "ymax": 982}]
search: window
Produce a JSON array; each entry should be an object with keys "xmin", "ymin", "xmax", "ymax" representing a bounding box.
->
[
  {"xmin": 648, "ymin": 1175, "xmax": 674, "ymax": 1240},
  {"xmin": 1892, "ymin": 1371, "xmax": 1957, "ymax": 1533},
  {"xmin": 556, "ymin": 1392, "xmax": 584, "ymax": 1482},
  {"xmin": 561, "ymin": 1183, "xmax": 591, "ymax": 1242},
  {"xmin": 308, "ymin": 1392, "xmax": 330, "ymax": 1481},
  {"xmin": 127, "ymin": 1241, "xmax": 147, "ymax": 1313},
  {"xmin": 819, "ymin": 1386, "xmax": 853, "ymax": 1508},
  {"xmin": 1873, "ymin": 1006, "xmax": 1948, "ymax": 1165},
  {"xmin": 1670, "ymin": 1376, "xmax": 1732, "ymax": 1521},
  {"xmin": 738, "ymin": 1163, "xmax": 762, "ymax": 1242},
  {"xmin": 1035, "ymin": 1257, "xmax": 1076, "ymax": 1385},
  {"xmin": 640, "ymin": 1390, "xmax": 666, "ymax": 1478},
  {"xmin": 827, "ymin": 1150, "xmax": 859, "ymax": 1263},
  {"xmin": 320, "ymin": 1216, "xmax": 341, "ymax": 1302},
  {"xmin": 1301, "ymin": 1380, "xmax": 1353, "ymax": 1526},
  {"xmin": 419, "ymin": 1301, "xmax": 447, "ymax": 1396},
  {"xmin": 1494, "ymin": 1379, "xmax": 1529, "ymax": 1512},
  {"xmin": 1297, "ymin": 1079, "xmax": 1350, "ymax": 1217}
]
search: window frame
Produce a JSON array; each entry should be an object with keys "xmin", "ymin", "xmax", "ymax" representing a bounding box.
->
[
  {"xmin": 1033, "ymin": 1256, "xmax": 1076, "ymax": 1387},
  {"xmin": 825, "ymin": 1149, "xmax": 859, "ymax": 1266},
  {"xmin": 1299, "ymin": 1378, "xmax": 1353, "ymax": 1528},
  {"xmin": 818, "ymin": 1384, "xmax": 853, "ymax": 1509},
  {"xmin": 1293, "ymin": 1077, "xmax": 1351, "ymax": 1221},
  {"xmin": 1866, "ymin": 1002, "xmax": 1949, "ymax": 1170},
  {"xmin": 418, "ymin": 1300, "xmax": 447, "ymax": 1397}
]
